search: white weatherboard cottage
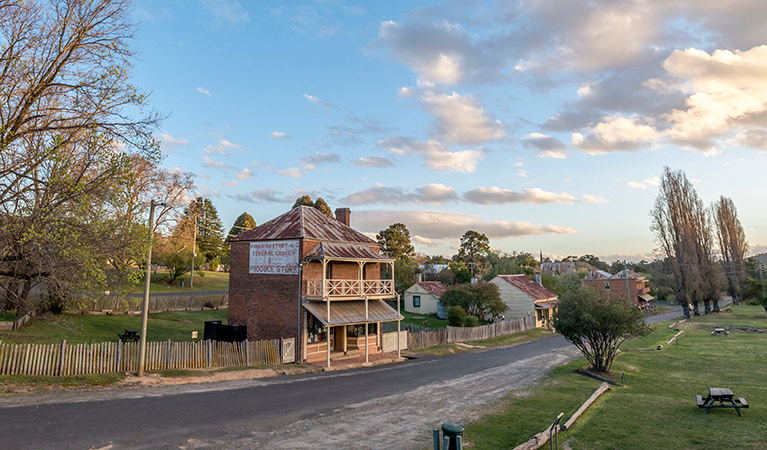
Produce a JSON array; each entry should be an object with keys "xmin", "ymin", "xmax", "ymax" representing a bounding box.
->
[{"xmin": 403, "ymin": 281, "xmax": 448, "ymax": 319}]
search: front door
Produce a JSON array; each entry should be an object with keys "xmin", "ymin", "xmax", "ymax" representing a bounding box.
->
[{"xmin": 334, "ymin": 326, "xmax": 346, "ymax": 352}]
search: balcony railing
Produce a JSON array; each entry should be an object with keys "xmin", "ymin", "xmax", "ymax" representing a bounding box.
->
[{"xmin": 304, "ymin": 279, "xmax": 394, "ymax": 298}]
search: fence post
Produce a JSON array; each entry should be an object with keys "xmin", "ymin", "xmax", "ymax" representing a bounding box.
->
[
  {"xmin": 116, "ymin": 340, "xmax": 122, "ymax": 373},
  {"xmin": 166, "ymin": 339, "xmax": 171, "ymax": 370},
  {"xmin": 173, "ymin": 295, "xmax": 178, "ymax": 309},
  {"xmin": 207, "ymin": 340, "xmax": 212, "ymax": 367},
  {"xmin": 279, "ymin": 337, "xmax": 284, "ymax": 364},
  {"xmin": 244, "ymin": 339, "xmax": 249, "ymax": 366},
  {"xmin": 57, "ymin": 340, "xmax": 66, "ymax": 376}
]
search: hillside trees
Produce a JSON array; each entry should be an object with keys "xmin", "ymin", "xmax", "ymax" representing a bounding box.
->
[
  {"xmin": 713, "ymin": 197, "xmax": 748, "ymax": 304},
  {"xmin": 0, "ymin": 0, "xmax": 170, "ymax": 313},
  {"xmin": 457, "ymin": 230, "xmax": 490, "ymax": 276}
]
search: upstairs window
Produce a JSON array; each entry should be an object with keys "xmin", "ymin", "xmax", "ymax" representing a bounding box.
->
[{"xmin": 605, "ymin": 282, "xmax": 610, "ymax": 290}]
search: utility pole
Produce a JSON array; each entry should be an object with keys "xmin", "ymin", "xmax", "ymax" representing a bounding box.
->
[
  {"xmin": 139, "ymin": 200, "xmax": 166, "ymax": 377},
  {"xmin": 624, "ymin": 260, "xmax": 631, "ymax": 303},
  {"xmin": 190, "ymin": 214, "xmax": 197, "ymax": 289}
]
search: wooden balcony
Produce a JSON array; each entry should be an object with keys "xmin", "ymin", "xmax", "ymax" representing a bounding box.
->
[{"xmin": 304, "ymin": 279, "xmax": 394, "ymax": 300}]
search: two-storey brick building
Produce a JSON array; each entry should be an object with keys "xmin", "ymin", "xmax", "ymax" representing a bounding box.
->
[
  {"xmin": 583, "ymin": 268, "xmax": 654, "ymax": 310},
  {"xmin": 228, "ymin": 205, "xmax": 402, "ymax": 367}
]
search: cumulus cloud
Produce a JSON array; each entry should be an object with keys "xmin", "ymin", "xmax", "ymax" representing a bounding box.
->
[
  {"xmin": 354, "ymin": 155, "xmax": 396, "ymax": 168},
  {"xmin": 271, "ymin": 131, "xmax": 289, "ymax": 139},
  {"xmin": 413, "ymin": 235, "xmax": 441, "ymax": 248},
  {"xmin": 204, "ymin": 139, "xmax": 241, "ymax": 156},
  {"xmin": 299, "ymin": 152, "xmax": 341, "ymax": 170},
  {"xmin": 235, "ymin": 168, "xmax": 254, "ymax": 180},
  {"xmin": 276, "ymin": 167, "xmax": 302, "ymax": 178},
  {"xmin": 377, "ymin": 136, "xmax": 483, "ymax": 173},
  {"xmin": 222, "ymin": 180, "xmax": 238, "ymax": 188},
  {"xmin": 228, "ymin": 189, "xmax": 291, "ymax": 204},
  {"xmin": 463, "ymin": 187, "xmax": 578, "ymax": 205},
  {"xmin": 327, "ymin": 117, "xmax": 396, "ymax": 146},
  {"xmin": 202, "ymin": 156, "xmax": 232, "ymax": 169},
  {"xmin": 304, "ymin": 94, "xmax": 335, "ymax": 108},
  {"xmin": 659, "ymin": 45, "xmax": 767, "ymax": 153},
  {"xmin": 522, "ymin": 132, "xmax": 568, "ymax": 159},
  {"xmin": 582, "ymin": 194, "xmax": 607, "ymax": 203},
  {"xmin": 158, "ymin": 133, "xmax": 189, "ymax": 147},
  {"xmin": 353, "ymin": 210, "xmax": 577, "ymax": 240},
  {"xmin": 627, "ymin": 177, "xmax": 661, "ymax": 190},
  {"xmin": 339, "ymin": 183, "xmax": 458, "ymax": 206},
  {"xmin": 200, "ymin": 0, "xmax": 249, "ymax": 24},
  {"xmin": 421, "ymin": 91, "xmax": 505, "ymax": 145},
  {"xmin": 732, "ymin": 129, "xmax": 767, "ymax": 151},
  {"xmin": 572, "ymin": 116, "xmax": 658, "ymax": 154}
]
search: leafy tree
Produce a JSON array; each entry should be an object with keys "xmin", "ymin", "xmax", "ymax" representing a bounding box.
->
[
  {"xmin": 448, "ymin": 261, "xmax": 471, "ymax": 284},
  {"xmin": 293, "ymin": 195, "xmax": 314, "ymax": 208},
  {"xmin": 447, "ymin": 305, "xmax": 466, "ymax": 326},
  {"xmin": 393, "ymin": 257, "xmax": 418, "ymax": 294},
  {"xmin": 377, "ymin": 223, "xmax": 415, "ymax": 259},
  {"xmin": 542, "ymin": 271, "xmax": 588, "ymax": 296},
  {"xmin": 227, "ymin": 212, "xmax": 257, "ymax": 241},
  {"xmin": 177, "ymin": 197, "xmax": 225, "ymax": 264},
  {"xmin": 457, "ymin": 230, "xmax": 490, "ymax": 275},
  {"xmin": 553, "ymin": 286, "xmax": 651, "ymax": 372},
  {"xmin": 155, "ymin": 237, "xmax": 204, "ymax": 284},
  {"xmin": 436, "ymin": 269, "xmax": 456, "ymax": 286},
  {"xmin": 440, "ymin": 281, "xmax": 506, "ymax": 322},
  {"xmin": 313, "ymin": 197, "xmax": 334, "ymax": 217},
  {"xmin": 484, "ymin": 250, "xmax": 539, "ymax": 279},
  {"xmin": 578, "ymin": 255, "xmax": 611, "ymax": 272},
  {"xmin": 713, "ymin": 196, "xmax": 748, "ymax": 304}
]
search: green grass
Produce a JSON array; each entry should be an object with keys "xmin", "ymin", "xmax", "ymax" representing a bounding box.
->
[
  {"xmin": 127, "ymin": 270, "xmax": 230, "ymax": 293},
  {"xmin": 0, "ymin": 373, "xmax": 126, "ymax": 391},
  {"xmin": 0, "ymin": 312, "xmax": 17, "ymax": 322},
  {"xmin": 401, "ymin": 310, "xmax": 448, "ymax": 329},
  {"xmin": 410, "ymin": 343, "xmax": 469, "ymax": 355},
  {"xmin": 0, "ymin": 309, "xmax": 227, "ymax": 344},
  {"xmin": 469, "ymin": 328, "xmax": 555, "ymax": 348},
  {"xmin": 465, "ymin": 304, "xmax": 767, "ymax": 449}
]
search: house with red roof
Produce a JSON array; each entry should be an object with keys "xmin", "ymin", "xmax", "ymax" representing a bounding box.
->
[
  {"xmin": 583, "ymin": 268, "xmax": 654, "ymax": 310},
  {"xmin": 228, "ymin": 206, "xmax": 403, "ymax": 367},
  {"xmin": 404, "ymin": 281, "xmax": 448, "ymax": 319},
  {"xmin": 490, "ymin": 274, "xmax": 558, "ymax": 328}
]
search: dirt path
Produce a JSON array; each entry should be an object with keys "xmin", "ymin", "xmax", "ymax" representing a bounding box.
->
[{"xmin": 187, "ymin": 346, "xmax": 580, "ymax": 449}]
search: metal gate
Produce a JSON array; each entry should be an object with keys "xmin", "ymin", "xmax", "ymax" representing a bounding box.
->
[{"xmin": 281, "ymin": 337, "xmax": 295, "ymax": 363}]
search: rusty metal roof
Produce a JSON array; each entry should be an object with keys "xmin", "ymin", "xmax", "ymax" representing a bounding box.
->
[
  {"xmin": 232, "ymin": 206, "xmax": 376, "ymax": 244},
  {"xmin": 303, "ymin": 299, "xmax": 402, "ymax": 325},
  {"xmin": 415, "ymin": 281, "xmax": 447, "ymax": 297},
  {"xmin": 496, "ymin": 274, "xmax": 558, "ymax": 301},
  {"xmin": 534, "ymin": 299, "xmax": 559, "ymax": 309},
  {"xmin": 305, "ymin": 242, "xmax": 392, "ymax": 261}
]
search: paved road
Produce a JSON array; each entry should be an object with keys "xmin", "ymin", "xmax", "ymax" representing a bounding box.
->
[{"xmin": 0, "ymin": 336, "xmax": 576, "ymax": 449}]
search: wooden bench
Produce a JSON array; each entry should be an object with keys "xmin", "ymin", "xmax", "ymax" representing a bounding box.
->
[
  {"xmin": 696, "ymin": 395, "xmax": 704, "ymax": 407},
  {"xmin": 736, "ymin": 398, "xmax": 749, "ymax": 408},
  {"xmin": 118, "ymin": 328, "xmax": 140, "ymax": 342}
]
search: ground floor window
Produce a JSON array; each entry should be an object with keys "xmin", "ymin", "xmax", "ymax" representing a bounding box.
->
[
  {"xmin": 347, "ymin": 323, "xmax": 378, "ymax": 336},
  {"xmin": 307, "ymin": 315, "xmax": 326, "ymax": 343},
  {"xmin": 413, "ymin": 295, "xmax": 421, "ymax": 308}
]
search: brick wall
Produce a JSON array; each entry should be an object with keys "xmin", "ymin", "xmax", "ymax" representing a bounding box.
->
[
  {"xmin": 584, "ymin": 279, "xmax": 639, "ymax": 305},
  {"xmin": 228, "ymin": 241, "xmax": 300, "ymax": 341}
]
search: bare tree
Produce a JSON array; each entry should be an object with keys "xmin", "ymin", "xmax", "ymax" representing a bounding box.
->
[{"xmin": 713, "ymin": 196, "xmax": 748, "ymax": 305}]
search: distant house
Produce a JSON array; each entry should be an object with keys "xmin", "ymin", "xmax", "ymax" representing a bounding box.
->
[
  {"xmin": 541, "ymin": 261, "xmax": 576, "ymax": 276},
  {"xmin": 490, "ymin": 275, "xmax": 558, "ymax": 328},
  {"xmin": 583, "ymin": 269, "xmax": 654, "ymax": 310},
  {"xmin": 404, "ymin": 281, "xmax": 448, "ymax": 319}
]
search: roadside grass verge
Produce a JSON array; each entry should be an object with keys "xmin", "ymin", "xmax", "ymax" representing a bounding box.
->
[
  {"xmin": 0, "ymin": 309, "xmax": 227, "ymax": 344},
  {"xmin": 410, "ymin": 343, "xmax": 469, "ymax": 356},
  {"xmin": 127, "ymin": 270, "xmax": 230, "ymax": 293},
  {"xmin": 0, "ymin": 373, "xmax": 126, "ymax": 392},
  {"xmin": 465, "ymin": 305, "xmax": 767, "ymax": 449},
  {"xmin": 468, "ymin": 328, "xmax": 554, "ymax": 348},
  {"xmin": 401, "ymin": 311, "xmax": 448, "ymax": 329}
]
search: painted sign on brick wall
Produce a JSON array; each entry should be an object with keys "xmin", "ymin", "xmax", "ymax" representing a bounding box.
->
[{"xmin": 249, "ymin": 240, "xmax": 299, "ymax": 274}]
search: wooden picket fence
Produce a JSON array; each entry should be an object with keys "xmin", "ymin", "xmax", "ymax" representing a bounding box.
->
[
  {"xmin": 72, "ymin": 293, "xmax": 229, "ymax": 313},
  {"xmin": 408, "ymin": 328, "xmax": 448, "ymax": 350},
  {"xmin": 381, "ymin": 331, "xmax": 408, "ymax": 353},
  {"xmin": 0, "ymin": 338, "xmax": 280, "ymax": 376},
  {"xmin": 447, "ymin": 316, "xmax": 536, "ymax": 343}
]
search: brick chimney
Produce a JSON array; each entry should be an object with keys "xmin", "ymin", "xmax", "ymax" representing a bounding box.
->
[{"xmin": 335, "ymin": 207, "xmax": 351, "ymax": 226}]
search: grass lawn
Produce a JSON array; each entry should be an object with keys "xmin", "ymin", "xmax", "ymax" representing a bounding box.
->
[
  {"xmin": 465, "ymin": 304, "xmax": 767, "ymax": 449},
  {"xmin": 0, "ymin": 373, "xmax": 126, "ymax": 391},
  {"xmin": 410, "ymin": 328, "xmax": 555, "ymax": 356},
  {"xmin": 0, "ymin": 309, "xmax": 228, "ymax": 344},
  {"xmin": 127, "ymin": 270, "xmax": 230, "ymax": 293},
  {"xmin": 401, "ymin": 310, "xmax": 448, "ymax": 329}
]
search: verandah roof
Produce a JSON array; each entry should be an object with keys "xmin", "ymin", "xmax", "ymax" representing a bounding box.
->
[
  {"xmin": 303, "ymin": 299, "xmax": 402, "ymax": 326},
  {"xmin": 304, "ymin": 242, "xmax": 393, "ymax": 262}
]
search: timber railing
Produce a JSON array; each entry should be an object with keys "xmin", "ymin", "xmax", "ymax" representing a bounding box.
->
[
  {"xmin": 304, "ymin": 279, "xmax": 394, "ymax": 298},
  {"xmin": 0, "ymin": 338, "xmax": 280, "ymax": 376},
  {"xmin": 69, "ymin": 293, "xmax": 229, "ymax": 313}
]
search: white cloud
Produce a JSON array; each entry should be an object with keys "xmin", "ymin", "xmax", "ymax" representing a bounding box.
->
[
  {"xmin": 222, "ymin": 180, "xmax": 238, "ymax": 188},
  {"xmin": 354, "ymin": 210, "xmax": 577, "ymax": 240},
  {"xmin": 202, "ymin": 156, "xmax": 232, "ymax": 169},
  {"xmin": 235, "ymin": 168, "xmax": 254, "ymax": 180},
  {"xmin": 582, "ymin": 194, "xmax": 607, "ymax": 203},
  {"xmin": 421, "ymin": 91, "xmax": 505, "ymax": 145},
  {"xmin": 276, "ymin": 167, "xmax": 302, "ymax": 178},
  {"xmin": 732, "ymin": 129, "xmax": 767, "ymax": 151},
  {"xmin": 200, "ymin": 0, "xmax": 249, "ymax": 24},
  {"xmin": 299, "ymin": 152, "xmax": 341, "ymax": 170},
  {"xmin": 573, "ymin": 116, "xmax": 658, "ymax": 154},
  {"xmin": 377, "ymin": 137, "xmax": 483, "ymax": 173},
  {"xmin": 196, "ymin": 86, "xmax": 211, "ymax": 95},
  {"xmin": 304, "ymin": 94, "xmax": 335, "ymax": 108},
  {"xmin": 354, "ymin": 155, "xmax": 396, "ymax": 168},
  {"xmin": 517, "ymin": 169, "xmax": 527, "ymax": 178},
  {"xmin": 228, "ymin": 189, "xmax": 291, "ymax": 204},
  {"xmin": 339, "ymin": 183, "xmax": 458, "ymax": 206},
  {"xmin": 271, "ymin": 131, "xmax": 289, "ymax": 139},
  {"xmin": 463, "ymin": 187, "xmax": 578, "ymax": 205},
  {"xmin": 413, "ymin": 235, "xmax": 441, "ymax": 248},
  {"xmin": 159, "ymin": 133, "xmax": 189, "ymax": 147},
  {"xmin": 627, "ymin": 177, "xmax": 661, "ymax": 190},
  {"xmin": 522, "ymin": 132, "xmax": 568, "ymax": 159},
  {"xmin": 204, "ymin": 139, "xmax": 241, "ymax": 156},
  {"xmin": 660, "ymin": 45, "xmax": 767, "ymax": 153}
]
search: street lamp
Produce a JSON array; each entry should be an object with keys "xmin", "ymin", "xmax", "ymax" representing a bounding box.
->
[{"xmin": 138, "ymin": 199, "xmax": 166, "ymax": 377}]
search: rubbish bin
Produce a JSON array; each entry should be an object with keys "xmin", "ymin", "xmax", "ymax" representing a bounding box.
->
[{"xmin": 441, "ymin": 423, "xmax": 464, "ymax": 450}]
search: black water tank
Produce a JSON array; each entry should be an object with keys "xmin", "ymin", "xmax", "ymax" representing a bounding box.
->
[{"xmin": 204, "ymin": 320, "xmax": 222, "ymax": 341}]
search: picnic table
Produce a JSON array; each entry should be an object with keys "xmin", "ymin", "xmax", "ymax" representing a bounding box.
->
[
  {"xmin": 696, "ymin": 387, "xmax": 749, "ymax": 416},
  {"xmin": 118, "ymin": 328, "xmax": 140, "ymax": 342},
  {"xmin": 710, "ymin": 328, "xmax": 729, "ymax": 336}
]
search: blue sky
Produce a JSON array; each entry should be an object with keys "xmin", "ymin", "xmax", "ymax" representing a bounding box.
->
[{"xmin": 131, "ymin": 0, "xmax": 767, "ymax": 261}]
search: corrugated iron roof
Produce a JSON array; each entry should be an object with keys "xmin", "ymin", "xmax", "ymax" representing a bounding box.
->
[
  {"xmin": 233, "ymin": 206, "xmax": 376, "ymax": 244},
  {"xmin": 416, "ymin": 281, "xmax": 447, "ymax": 297},
  {"xmin": 303, "ymin": 299, "xmax": 403, "ymax": 325},
  {"xmin": 610, "ymin": 269, "xmax": 644, "ymax": 280},
  {"xmin": 496, "ymin": 274, "xmax": 557, "ymax": 301},
  {"xmin": 534, "ymin": 299, "xmax": 559, "ymax": 309},
  {"xmin": 305, "ymin": 242, "xmax": 392, "ymax": 261}
]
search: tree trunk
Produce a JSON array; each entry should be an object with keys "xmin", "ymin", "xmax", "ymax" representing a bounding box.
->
[
  {"xmin": 682, "ymin": 304, "xmax": 690, "ymax": 319},
  {"xmin": 732, "ymin": 294, "xmax": 739, "ymax": 306},
  {"xmin": 692, "ymin": 300, "xmax": 700, "ymax": 316},
  {"xmin": 703, "ymin": 300, "xmax": 711, "ymax": 314},
  {"xmin": 712, "ymin": 299, "xmax": 720, "ymax": 312}
]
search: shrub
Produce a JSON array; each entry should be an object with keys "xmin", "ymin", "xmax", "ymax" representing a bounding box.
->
[
  {"xmin": 440, "ymin": 281, "xmax": 506, "ymax": 322},
  {"xmin": 553, "ymin": 285, "xmax": 651, "ymax": 372},
  {"xmin": 463, "ymin": 315, "xmax": 479, "ymax": 327},
  {"xmin": 448, "ymin": 305, "xmax": 466, "ymax": 326}
]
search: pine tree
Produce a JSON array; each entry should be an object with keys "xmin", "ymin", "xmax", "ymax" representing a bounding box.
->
[
  {"xmin": 313, "ymin": 197, "xmax": 334, "ymax": 217},
  {"xmin": 226, "ymin": 212, "xmax": 257, "ymax": 241}
]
